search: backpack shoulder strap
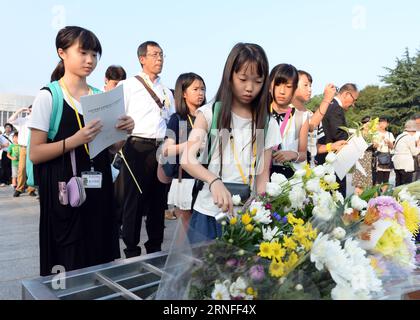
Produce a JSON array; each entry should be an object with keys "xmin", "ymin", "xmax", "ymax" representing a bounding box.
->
[
  {"xmin": 206, "ymin": 102, "xmax": 221, "ymax": 165},
  {"xmin": 47, "ymin": 81, "xmax": 64, "ymax": 141},
  {"xmin": 89, "ymin": 86, "xmax": 103, "ymax": 95}
]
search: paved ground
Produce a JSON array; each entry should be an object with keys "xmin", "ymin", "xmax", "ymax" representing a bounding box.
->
[{"xmin": 0, "ymin": 185, "xmax": 178, "ymax": 300}]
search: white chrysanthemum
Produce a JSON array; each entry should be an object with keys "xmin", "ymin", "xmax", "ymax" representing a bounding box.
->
[
  {"xmin": 350, "ymin": 195, "xmax": 368, "ymax": 211},
  {"xmin": 332, "ymin": 227, "xmax": 346, "ymax": 240},
  {"xmin": 313, "ymin": 205, "xmax": 334, "ymax": 221},
  {"xmin": 229, "ymin": 277, "xmax": 247, "ymax": 298},
  {"xmin": 262, "ymin": 225, "xmax": 280, "ymax": 242},
  {"xmin": 294, "ymin": 169, "xmax": 306, "ymax": 178},
  {"xmin": 333, "ymin": 191, "xmax": 345, "ymax": 205},
  {"xmin": 211, "ymin": 281, "xmax": 231, "ymax": 300},
  {"xmin": 266, "ymin": 182, "xmax": 282, "ymax": 197},
  {"xmin": 331, "ymin": 285, "xmax": 362, "ymax": 300},
  {"xmin": 324, "ymin": 174, "xmax": 336, "ymax": 184},
  {"xmin": 271, "ymin": 172, "xmax": 288, "ymax": 185},
  {"xmin": 323, "ymin": 163, "xmax": 336, "ymax": 176},
  {"xmin": 398, "ymin": 188, "xmax": 417, "ymax": 206},
  {"xmin": 325, "ymin": 152, "xmax": 337, "ymax": 164},
  {"xmin": 289, "ymin": 186, "xmax": 306, "ymax": 210},
  {"xmin": 306, "ymin": 178, "xmax": 321, "ymax": 193},
  {"xmin": 289, "ymin": 176, "xmax": 304, "ymax": 187},
  {"xmin": 249, "ymin": 201, "xmax": 272, "ymax": 225},
  {"xmin": 311, "ymin": 233, "xmax": 383, "ymax": 300},
  {"xmin": 232, "ymin": 195, "xmax": 241, "ymax": 206},
  {"xmin": 313, "ymin": 165, "xmax": 326, "ymax": 177}
]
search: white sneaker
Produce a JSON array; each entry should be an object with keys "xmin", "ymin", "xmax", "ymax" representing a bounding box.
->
[{"xmin": 0, "ymin": 183, "xmax": 6, "ymax": 187}]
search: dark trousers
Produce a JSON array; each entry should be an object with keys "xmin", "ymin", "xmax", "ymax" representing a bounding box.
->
[
  {"xmin": 395, "ymin": 170, "xmax": 413, "ymax": 187},
  {"xmin": 0, "ymin": 151, "xmax": 11, "ymax": 184},
  {"xmin": 121, "ymin": 138, "xmax": 167, "ymax": 258},
  {"xmin": 375, "ymin": 171, "xmax": 391, "ymax": 184}
]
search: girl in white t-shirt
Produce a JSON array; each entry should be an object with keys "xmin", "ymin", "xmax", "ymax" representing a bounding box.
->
[
  {"xmin": 181, "ymin": 43, "xmax": 281, "ymax": 243},
  {"xmin": 269, "ymin": 64, "xmax": 309, "ymax": 178},
  {"xmin": 28, "ymin": 26, "xmax": 134, "ymax": 276}
]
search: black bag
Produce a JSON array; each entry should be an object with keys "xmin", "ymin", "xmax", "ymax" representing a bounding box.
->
[
  {"xmin": 224, "ymin": 182, "xmax": 251, "ymax": 202},
  {"xmin": 377, "ymin": 152, "xmax": 391, "ymax": 166}
]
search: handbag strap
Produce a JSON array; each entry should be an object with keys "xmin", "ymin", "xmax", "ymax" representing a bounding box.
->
[
  {"xmin": 135, "ymin": 75, "xmax": 164, "ymax": 109},
  {"xmin": 70, "ymin": 149, "xmax": 77, "ymax": 177}
]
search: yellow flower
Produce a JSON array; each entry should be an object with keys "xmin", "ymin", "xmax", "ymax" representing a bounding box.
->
[
  {"xmin": 402, "ymin": 201, "xmax": 420, "ymax": 235},
  {"xmin": 304, "ymin": 163, "xmax": 312, "ymax": 178},
  {"xmin": 283, "ymin": 236, "xmax": 297, "ymax": 250},
  {"xmin": 285, "ymin": 252, "xmax": 299, "ymax": 271},
  {"xmin": 269, "ymin": 260, "xmax": 284, "ymax": 278},
  {"xmin": 230, "ymin": 217, "xmax": 238, "ymax": 225},
  {"xmin": 245, "ymin": 224, "xmax": 254, "ymax": 232},
  {"xmin": 301, "ymin": 238, "xmax": 313, "ymax": 251},
  {"xmin": 270, "ymin": 242, "xmax": 286, "ymax": 260},
  {"xmin": 246, "ymin": 287, "xmax": 254, "ymax": 296},
  {"xmin": 287, "ymin": 213, "xmax": 303, "ymax": 226},
  {"xmin": 242, "ymin": 213, "xmax": 252, "ymax": 225},
  {"xmin": 251, "ymin": 208, "xmax": 257, "ymax": 216},
  {"xmin": 258, "ymin": 242, "xmax": 272, "ymax": 259}
]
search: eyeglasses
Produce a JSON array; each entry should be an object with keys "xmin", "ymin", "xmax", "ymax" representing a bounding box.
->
[
  {"xmin": 348, "ymin": 91, "xmax": 357, "ymax": 104},
  {"xmin": 146, "ymin": 52, "xmax": 165, "ymax": 59}
]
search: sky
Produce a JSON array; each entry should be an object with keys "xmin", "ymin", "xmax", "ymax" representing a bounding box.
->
[{"xmin": 0, "ymin": 0, "xmax": 419, "ymax": 99}]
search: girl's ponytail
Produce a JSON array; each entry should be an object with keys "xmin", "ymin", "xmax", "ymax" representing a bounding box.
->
[{"xmin": 50, "ymin": 60, "xmax": 65, "ymax": 82}]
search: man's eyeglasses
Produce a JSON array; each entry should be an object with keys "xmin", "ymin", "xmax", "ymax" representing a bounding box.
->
[
  {"xmin": 146, "ymin": 52, "xmax": 165, "ymax": 59},
  {"xmin": 348, "ymin": 91, "xmax": 357, "ymax": 104}
]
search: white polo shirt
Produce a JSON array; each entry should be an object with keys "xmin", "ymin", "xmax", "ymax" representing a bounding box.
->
[{"xmin": 120, "ymin": 72, "xmax": 175, "ymax": 140}]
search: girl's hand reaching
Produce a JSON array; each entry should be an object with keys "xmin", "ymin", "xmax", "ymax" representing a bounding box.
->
[
  {"xmin": 209, "ymin": 178, "xmax": 233, "ymax": 215},
  {"xmin": 272, "ymin": 150, "xmax": 298, "ymax": 163},
  {"xmin": 116, "ymin": 115, "xmax": 135, "ymax": 134}
]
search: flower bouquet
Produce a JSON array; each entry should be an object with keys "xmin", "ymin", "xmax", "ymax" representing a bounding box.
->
[{"xmin": 156, "ymin": 155, "xmax": 420, "ymax": 300}]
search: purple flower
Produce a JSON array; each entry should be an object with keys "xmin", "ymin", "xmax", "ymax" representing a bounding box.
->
[
  {"xmin": 281, "ymin": 216, "xmax": 288, "ymax": 224},
  {"xmin": 265, "ymin": 203, "xmax": 273, "ymax": 210},
  {"xmin": 368, "ymin": 196, "xmax": 403, "ymax": 221},
  {"xmin": 249, "ymin": 265, "xmax": 265, "ymax": 282},
  {"xmin": 272, "ymin": 212, "xmax": 281, "ymax": 221},
  {"xmin": 226, "ymin": 258, "xmax": 238, "ymax": 268}
]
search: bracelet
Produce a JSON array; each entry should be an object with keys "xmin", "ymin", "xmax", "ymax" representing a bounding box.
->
[
  {"xmin": 326, "ymin": 143, "xmax": 333, "ymax": 153},
  {"xmin": 293, "ymin": 151, "xmax": 300, "ymax": 163},
  {"xmin": 209, "ymin": 177, "xmax": 222, "ymax": 191}
]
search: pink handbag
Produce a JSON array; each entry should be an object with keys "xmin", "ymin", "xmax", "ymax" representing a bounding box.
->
[
  {"xmin": 59, "ymin": 149, "xmax": 86, "ymax": 207},
  {"xmin": 67, "ymin": 150, "xmax": 86, "ymax": 207}
]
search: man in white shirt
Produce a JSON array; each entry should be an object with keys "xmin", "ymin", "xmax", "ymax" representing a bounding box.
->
[
  {"xmin": 119, "ymin": 41, "xmax": 175, "ymax": 258},
  {"xmin": 8, "ymin": 106, "xmax": 37, "ymax": 197}
]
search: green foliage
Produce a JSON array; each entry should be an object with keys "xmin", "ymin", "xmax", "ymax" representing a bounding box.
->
[{"xmin": 307, "ymin": 48, "xmax": 420, "ymax": 136}]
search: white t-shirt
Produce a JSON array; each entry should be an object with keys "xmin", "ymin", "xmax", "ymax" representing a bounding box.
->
[
  {"xmin": 193, "ymin": 103, "xmax": 281, "ymax": 217},
  {"xmin": 28, "ymin": 89, "xmax": 83, "ymax": 134}
]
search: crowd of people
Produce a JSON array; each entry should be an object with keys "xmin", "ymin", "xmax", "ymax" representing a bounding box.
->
[{"xmin": 3, "ymin": 26, "xmax": 418, "ymax": 277}]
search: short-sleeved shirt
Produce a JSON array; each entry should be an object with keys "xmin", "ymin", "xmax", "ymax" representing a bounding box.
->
[
  {"xmin": 194, "ymin": 103, "xmax": 281, "ymax": 217},
  {"xmin": 7, "ymin": 143, "xmax": 20, "ymax": 166},
  {"xmin": 165, "ymin": 113, "xmax": 196, "ymax": 179}
]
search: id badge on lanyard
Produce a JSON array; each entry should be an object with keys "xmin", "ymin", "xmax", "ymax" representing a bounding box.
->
[{"xmin": 82, "ymin": 165, "xmax": 102, "ymax": 189}]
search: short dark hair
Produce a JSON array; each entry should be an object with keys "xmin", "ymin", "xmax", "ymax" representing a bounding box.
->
[
  {"xmin": 412, "ymin": 113, "xmax": 420, "ymax": 120},
  {"xmin": 298, "ymin": 70, "xmax": 313, "ymax": 84},
  {"xmin": 105, "ymin": 65, "xmax": 127, "ymax": 81},
  {"xmin": 339, "ymin": 83, "xmax": 358, "ymax": 94},
  {"xmin": 4, "ymin": 123, "xmax": 14, "ymax": 130},
  {"xmin": 379, "ymin": 116, "xmax": 389, "ymax": 122},
  {"xmin": 13, "ymin": 131, "xmax": 18, "ymax": 137},
  {"xmin": 137, "ymin": 41, "xmax": 160, "ymax": 58}
]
